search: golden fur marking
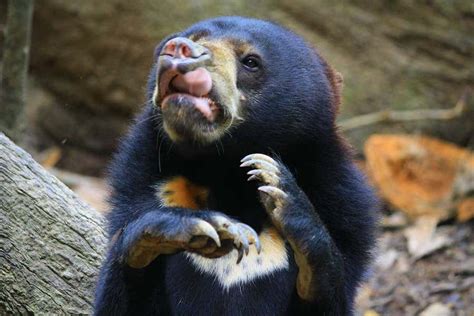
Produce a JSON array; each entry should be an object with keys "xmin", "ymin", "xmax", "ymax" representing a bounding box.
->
[
  {"xmin": 127, "ymin": 235, "xmax": 163, "ymax": 269},
  {"xmin": 162, "ymin": 121, "xmax": 183, "ymax": 142},
  {"xmin": 196, "ymin": 39, "xmax": 243, "ymax": 122},
  {"xmin": 186, "ymin": 226, "xmax": 289, "ymax": 289},
  {"xmin": 291, "ymin": 242, "xmax": 315, "ymax": 301},
  {"xmin": 228, "ymin": 39, "xmax": 255, "ymax": 57},
  {"xmin": 188, "ymin": 30, "xmax": 212, "ymax": 42},
  {"xmin": 156, "ymin": 176, "xmax": 208, "ymax": 209}
]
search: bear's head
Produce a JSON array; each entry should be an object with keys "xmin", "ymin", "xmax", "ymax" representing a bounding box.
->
[{"xmin": 149, "ymin": 16, "xmax": 342, "ymax": 152}]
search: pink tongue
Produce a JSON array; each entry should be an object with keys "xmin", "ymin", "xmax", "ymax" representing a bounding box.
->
[
  {"xmin": 172, "ymin": 67, "xmax": 213, "ymax": 97},
  {"xmin": 194, "ymin": 98, "xmax": 213, "ymax": 120}
]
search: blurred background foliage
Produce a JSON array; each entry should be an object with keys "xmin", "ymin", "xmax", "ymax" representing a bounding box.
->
[{"xmin": 0, "ymin": 0, "xmax": 472, "ymax": 175}]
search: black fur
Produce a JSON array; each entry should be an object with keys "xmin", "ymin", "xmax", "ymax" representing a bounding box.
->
[{"xmin": 94, "ymin": 16, "xmax": 378, "ymax": 315}]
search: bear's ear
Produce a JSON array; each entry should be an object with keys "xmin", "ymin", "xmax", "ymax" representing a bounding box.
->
[
  {"xmin": 313, "ymin": 49, "xmax": 344, "ymax": 114},
  {"xmin": 334, "ymin": 71, "xmax": 344, "ymax": 96},
  {"xmin": 325, "ymin": 65, "xmax": 343, "ymax": 114}
]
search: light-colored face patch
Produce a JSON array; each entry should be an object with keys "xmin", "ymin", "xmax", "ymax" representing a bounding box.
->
[
  {"xmin": 186, "ymin": 226, "xmax": 289, "ymax": 289},
  {"xmin": 154, "ymin": 36, "xmax": 253, "ymax": 144},
  {"xmin": 195, "ymin": 38, "xmax": 244, "ymax": 127},
  {"xmin": 155, "ymin": 176, "xmax": 209, "ymax": 209}
]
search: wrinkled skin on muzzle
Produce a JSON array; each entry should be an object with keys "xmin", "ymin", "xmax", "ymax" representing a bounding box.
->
[{"xmin": 153, "ymin": 36, "xmax": 242, "ymax": 144}]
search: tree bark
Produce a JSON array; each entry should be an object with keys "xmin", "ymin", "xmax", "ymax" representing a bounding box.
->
[
  {"xmin": 0, "ymin": 0, "xmax": 34, "ymax": 140},
  {"xmin": 0, "ymin": 133, "xmax": 106, "ymax": 314}
]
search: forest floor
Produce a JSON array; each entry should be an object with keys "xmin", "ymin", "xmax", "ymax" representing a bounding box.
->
[{"xmin": 356, "ymin": 216, "xmax": 474, "ymax": 315}]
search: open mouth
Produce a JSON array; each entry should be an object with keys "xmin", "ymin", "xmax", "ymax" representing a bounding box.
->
[
  {"xmin": 157, "ymin": 67, "xmax": 222, "ymax": 123},
  {"xmin": 161, "ymin": 92, "xmax": 221, "ymax": 123}
]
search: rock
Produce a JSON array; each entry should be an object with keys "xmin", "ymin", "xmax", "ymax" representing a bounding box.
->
[{"xmin": 365, "ymin": 134, "xmax": 474, "ymax": 220}]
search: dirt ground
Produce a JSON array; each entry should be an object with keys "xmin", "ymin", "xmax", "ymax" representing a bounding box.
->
[{"xmin": 357, "ymin": 218, "xmax": 474, "ymax": 315}]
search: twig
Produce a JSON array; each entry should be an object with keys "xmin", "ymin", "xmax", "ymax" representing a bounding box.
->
[{"xmin": 339, "ymin": 89, "xmax": 470, "ymax": 131}]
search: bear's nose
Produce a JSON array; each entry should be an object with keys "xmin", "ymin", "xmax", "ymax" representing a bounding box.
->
[
  {"xmin": 156, "ymin": 37, "xmax": 213, "ymax": 102},
  {"xmin": 161, "ymin": 37, "xmax": 209, "ymax": 59}
]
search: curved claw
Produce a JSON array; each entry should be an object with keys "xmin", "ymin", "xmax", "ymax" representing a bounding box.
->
[
  {"xmin": 258, "ymin": 185, "xmax": 289, "ymax": 211},
  {"xmin": 247, "ymin": 174, "xmax": 258, "ymax": 182},
  {"xmin": 240, "ymin": 159, "xmax": 279, "ymax": 173},
  {"xmin": 226, "ymin": 224, "xmax": 249, "ymax": 256},
  {"xmin": 239, "ymin": 230, "xmax": 250, "ymax": 256},
  {"xmin": 255, "ymin": 238, "xmax": 262, "ymax": 254},
  {"xmin": 238, "ymin": 223, "xmax": 262, "ymax": 254},
  {"xmin": 204, "ymin": 214, "xmax": 262, "ymax": 261},
  {"xmin": 251, "ymin": 231, "xmax": 262, "ymax": 254},
  {"xmin": 237, "ymin": 246, "xmax": 244, "ymax": 264},
  {"xmin": 247, "ymin": 169, "xmax": 279, "ymax": 186},
  {"xmin": 247, "ymin": 169, "xmax": 262, "ymax": 176},
  {"xmin": 241, "ymin": 153, "xmax": 278, "ymax": 166},
  {"xmin": 191, "ymin": 220, "xmax": 221, "ymax": 247},
  {"xmin": 258, "ymin": 185, "xmax": 288, "ymax": 200}
]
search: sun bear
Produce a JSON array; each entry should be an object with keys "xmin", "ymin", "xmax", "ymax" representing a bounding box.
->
[{"xmin": 94, "ymin": 16, "xmax": 378, "ymax": 315}]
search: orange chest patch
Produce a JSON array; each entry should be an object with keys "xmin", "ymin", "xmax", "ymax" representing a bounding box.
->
[{"xmin": 156, "ymin": 176, "xmax": 209, "ymax": 209}]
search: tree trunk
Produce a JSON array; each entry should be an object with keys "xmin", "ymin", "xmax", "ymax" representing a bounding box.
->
[
  {"xmin": 0, "ymin": 133, "xmax": 106, "ymax": 314},
  {"xmin": 0, "ymin": 0, "xmax": 34, "ymax": 141}
]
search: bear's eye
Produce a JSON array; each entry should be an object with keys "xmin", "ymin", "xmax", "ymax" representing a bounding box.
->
[{"xmin": 241, "ymin": 55, "xmax": 260, "ymax": 71}]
